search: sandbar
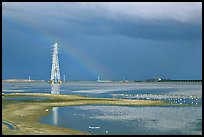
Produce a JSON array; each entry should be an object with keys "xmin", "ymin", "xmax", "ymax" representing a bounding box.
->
[{"xmin": 2, "ymin": 93, "xmax": 193, "ymax": 135}]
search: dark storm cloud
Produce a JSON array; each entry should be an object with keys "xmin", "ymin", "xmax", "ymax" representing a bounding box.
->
[
  {"xmin": 2, "ymin": 2, "xmax": 202, "ymax": 80},
  {"xmin": 2, "ymin": 2, "xmax": 202, "ymax": 41}
]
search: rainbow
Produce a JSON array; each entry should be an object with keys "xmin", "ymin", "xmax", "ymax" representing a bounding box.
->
[
  {"xmin": 60, "ymin": 42, "xmax": 111, "ymax": 79},
  {"xmin": 5, "ymin": 16, "xmax": 111, "ymax": 80}
]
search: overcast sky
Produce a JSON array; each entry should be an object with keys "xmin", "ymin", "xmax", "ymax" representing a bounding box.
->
[{"xmin": 2, "ymin": 2, "xmax": 202, "ymax": 80}]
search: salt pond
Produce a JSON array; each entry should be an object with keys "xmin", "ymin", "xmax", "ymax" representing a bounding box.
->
[
  {"xmin": 40, "ymin": 105, "xmax": 202, "ymax": 135},
  {"xmin": 2, "ymin": 82, "xmax": 202, "ymax": 135}
]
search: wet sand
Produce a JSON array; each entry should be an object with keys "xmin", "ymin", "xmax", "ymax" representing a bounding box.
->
[{"xmin": 2, "ymin": 93, "xmax": 186, "ymax": 135}]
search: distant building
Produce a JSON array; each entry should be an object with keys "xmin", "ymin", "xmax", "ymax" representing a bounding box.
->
[{"xmin": 146, "ymin": 77, "xmax": 162, "ymax": 82}]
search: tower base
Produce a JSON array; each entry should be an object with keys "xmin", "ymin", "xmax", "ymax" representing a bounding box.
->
[{"xmin": 49, "ymin": 80, "xmax": 62, "ymax": 84}]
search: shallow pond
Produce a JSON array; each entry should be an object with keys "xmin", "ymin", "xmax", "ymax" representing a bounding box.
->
[
  {"xmin": 3, "ymin": 82, "xmax": 202, "ymax": 134},
  {"xmin": 40, "ymin": 105, "xmax": 202, "ymax": 135},
  {"xmin": 2, "ymin": 82, "xmax": 202, "ymax": 105},
  {"xmin": 3, "ymin": 96, "xmax": 52, "ymax": 101}
]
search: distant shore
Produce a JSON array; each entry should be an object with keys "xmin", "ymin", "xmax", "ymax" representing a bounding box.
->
[
  {"xmin": 2, "ymin": 79, "xmax": 46, "ymax": 83},
  {"xmin": 2, "ymin": 79, "xmax": 202, "ymax": 83}
]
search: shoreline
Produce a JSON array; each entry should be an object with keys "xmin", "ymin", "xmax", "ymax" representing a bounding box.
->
[{"xmin": 2, "ymin": 93, "xmax": 198, "ymax": 135}]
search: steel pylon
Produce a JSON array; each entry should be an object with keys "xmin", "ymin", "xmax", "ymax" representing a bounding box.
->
[{"xmin": 49, "ymin": 42, "xmax": 62, "ymax": 84}]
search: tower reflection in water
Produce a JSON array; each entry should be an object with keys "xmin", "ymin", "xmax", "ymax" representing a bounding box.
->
[
  {"xmin": 51, "ymin": 84, "xmax": 60, "ymax": 126},
  {"xmin": 52, "ymin": 107, "xmax": 58, "ymax": 126},
  {"xmin": 51, "ymin": 84, "xmax": 60, "ymax": 94}
]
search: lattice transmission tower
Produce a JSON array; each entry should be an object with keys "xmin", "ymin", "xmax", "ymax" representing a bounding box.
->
[{"xmin": 49, "ymin": 42, "xmax": 62, "ymax": 84}]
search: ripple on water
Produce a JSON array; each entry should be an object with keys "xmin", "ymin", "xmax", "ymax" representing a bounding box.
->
[{"xmin": 40, "ymin": 105, "xmax": 202, "ymax": 135}]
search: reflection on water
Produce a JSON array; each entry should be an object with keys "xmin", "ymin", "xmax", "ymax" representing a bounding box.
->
[
  {"xmin": 51, "ymin": 84, "xmax": 60, "ymax": 94},
  {"xmin": 40, "ymin": 105, "xmax": 202, "ymax": 135},
  {"xmin": 2, "ymin": 82, "xmax": 202, "ymax": 134},
  {"xmin": 50, "ymin": 84, "xmax": 60, "ymax": 126},
  {"xmin": 52, "ymin": 107, "xmax": 58, "ymax": 126}
]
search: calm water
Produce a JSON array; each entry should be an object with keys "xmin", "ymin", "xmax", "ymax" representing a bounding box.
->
[
  {"xmin": 40, "ymin": 105, "xmax": 202, "ymax": 135},
  {"xmin": 2, "ymin": 82, "xmax": 202, "ymax": 104},
  {"xmin": 2, "ymin": 82, "xmax": 202, "ymax": 135}
]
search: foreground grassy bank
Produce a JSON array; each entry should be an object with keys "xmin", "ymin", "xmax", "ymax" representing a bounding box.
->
[{"xmin": 2, "ymin": 93, "xmax": 193, "ymax": 135}]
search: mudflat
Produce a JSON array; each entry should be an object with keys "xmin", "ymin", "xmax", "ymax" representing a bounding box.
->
[{"xmin": 2, "ymin": 93, "xmax": 186, "ymax": 135}]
